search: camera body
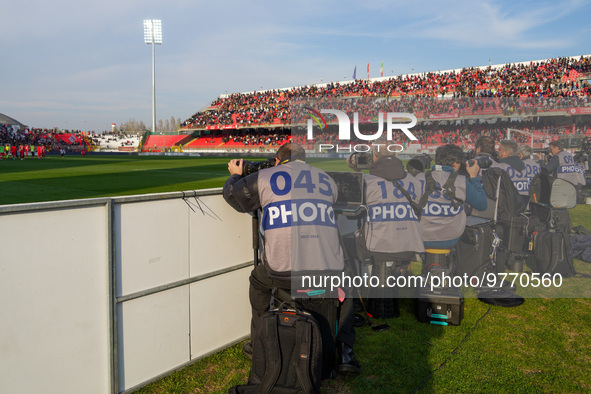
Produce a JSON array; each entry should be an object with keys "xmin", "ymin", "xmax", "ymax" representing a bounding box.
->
[
  {"xmin": 574, "ymin": 150, "xmax": 591, "ymax": 172},
  {"xmin": 468, "ymin": 155, "xmax": 493, "ymax": 169},
  {"xmin": 347, "ymin": 152, "xmax": 373, "ymax": 171},
  {"xmin": 534, "ymin": 148, "xmax": 551, "ymax": 163}
]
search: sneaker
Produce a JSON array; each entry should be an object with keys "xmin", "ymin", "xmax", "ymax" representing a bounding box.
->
[
  {"xmin": 353, "ymin": 313, "xmax": 366, "ymax": 327},
  {"xmin": 337, "ymin": 343, "xmax": 361, "ymax": 373},
  {"xmin": 242, "ymin": 341, "xmax": 253, "ymax": 360}
]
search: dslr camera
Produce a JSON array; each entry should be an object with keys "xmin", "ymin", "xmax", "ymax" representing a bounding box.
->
[
  {"xmin": 534, "ymin": 148, "xmax": 550, "ymax": 163},
  {"xmin": 347, "ymin": 152, "xmax": 373, "ymax": 171},
  {"xmin": 240, "ymin": 158, "xmax": 276, "ymax": 176},
  {"xmin": 467, "ymin": 156, "xmax": 493, "ymax": 169}
]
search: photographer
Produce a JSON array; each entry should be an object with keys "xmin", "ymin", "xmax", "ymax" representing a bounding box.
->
[
  {"xmin": 223, "ymin": 142, "xmax": 360, "ymax": 373},
  {"xmin": 519, "ymin": 144, "xmax": 542, "ymax": 196},
  {"xmin": 361, "ymin": 143, "xmax": 424, "ymax": 256},
  {"xmin": 417, "ymin": 144, "xmax": 487, "ymax": 249},
  {"xmin": 473, "ymin": 135, "xmax": 498, "ymax": 163},
  {"xmin": 519, "ymin": 144, "xmax": 541, "ymax": 166},
  {"xmin": 495, "ymin": 140, "xmax": 529, "ymax": 202},
  {"xmin": 540, "ymin": 140, "xmax": 586, "ymax": 186},
  {"xmin": 465, "ymin": 135, "xmax": 499, "ymax": 179},
  {"xmin": 356, "ymin": 141, "xmax": 425, "ymax": 318}
]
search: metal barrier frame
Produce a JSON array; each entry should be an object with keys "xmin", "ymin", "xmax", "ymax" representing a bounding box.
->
[{"xmin": 0, "ymin": 188, "xmax": 253, "ymax": 393}]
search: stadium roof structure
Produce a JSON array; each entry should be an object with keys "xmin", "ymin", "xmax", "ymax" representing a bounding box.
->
[{"xmin": 0, "ymin": 113, "xmax": 26, "ymax": 128}]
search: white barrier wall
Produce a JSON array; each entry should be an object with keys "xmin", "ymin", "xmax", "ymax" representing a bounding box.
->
[
  {"xmin": 0, "ymin": 201, "xmax": 112, "ymax": 394},
  {"xmin": 0, "ymin": 190, "xmax": 253, "ymax": 393}
]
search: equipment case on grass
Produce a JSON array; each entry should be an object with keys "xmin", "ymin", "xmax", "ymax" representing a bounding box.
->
[{"xmin": 416, "ymin": 288, "xmax": 464, "ymax": 326}]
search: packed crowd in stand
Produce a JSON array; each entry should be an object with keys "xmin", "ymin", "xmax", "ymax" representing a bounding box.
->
[
  {"xmin": 0, "ymin": 125, "xmax": 55, "ymax": 148},
  {"xmin": 4, "ymin": 55, "xmax": 591, "ymax": 154},
  {"xmin": 179, "ymin": 116, "xmax": 591, "ymax": 152},
  {"xmin": 0, "ymin": 125, "xmax": 145, "ymax": 157},
  {"xmin": 0, "ymin": 125, "xmax": 93, "ymax": 158},
  {"xmin": 182, "ymin": 55, "xmax": 591, "ymax": 130},
  {"xmin": 91, "ymin": 131, "xmax": 141, "ymax": 151},
  {"xmin": 221, "ymin": 130, "xmax": 290, "ymax": 146}
]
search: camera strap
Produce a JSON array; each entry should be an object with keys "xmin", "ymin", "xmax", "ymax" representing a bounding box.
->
[
  {"xmin": 392, "ymin": 179, "xmax": 422, "ymax": 218},
  {"xmin": 441, "ymin": 172, "xmax": 463, "ymax": 209},
  {"xmin": 417, "ymin": 171, "xmax": 437, "ymax": 212},
  {"xmin": 419, "ymin": 171, "xmax": 463, "ymax": 211}
]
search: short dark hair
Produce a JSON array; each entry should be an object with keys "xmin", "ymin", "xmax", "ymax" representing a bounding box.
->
[
  {"xmin": 435, "ymin": 144, "xmax": 464, "ymax": 167},
  {"xmin": 475, "ymin": 136, "xmax": 496, "ymax": 155},
  {"xmin": 276, "ymin": 142, "xmax": 306, "ymax": 163},
  {"xmin": 372, "ymin": 136, "xmax": 396, "ymax": 161},
  {"xmin": 549, "ymin": 140, "xmax": 563, "ymax": 150}
]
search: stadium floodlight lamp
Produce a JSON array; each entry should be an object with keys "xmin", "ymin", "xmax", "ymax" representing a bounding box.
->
[
  {"xmin": 143, "ymin": 20, "xmax": 162, "ymax": 133},
  {"xmin": 143, "ymin": 19, "xmax": 162, "ymax": 45}
]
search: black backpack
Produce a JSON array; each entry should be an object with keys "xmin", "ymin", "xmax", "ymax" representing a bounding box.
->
[
  {"xmin": 529, "ymin": 172, "xmax": 577, "ymax": 209},
  {"xmin": 480, "ymin": 167, "xmax": 526, "ymax": 223},
  {"xmin": 229, "ymin": 302, "xmax": 323, "ymax": 394},
  {"xmin": 531, "ymin": 229, "xmax": 575, "ymax": 277}
]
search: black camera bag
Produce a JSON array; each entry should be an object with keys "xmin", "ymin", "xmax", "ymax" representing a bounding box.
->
[
  {"xmin": 229, "ymin": 302, "xmax": 323, "ymax": 394},
  {"xmin": 455, "ymin": 218, "xmax": 495, "ymax": 277},
  {"xmin": 531, "ymin": 229, "xmax": 574, "ymax": 277},
  {"xmin": 530, "ymin": 202, "xmax": 572, "ymax": 234}
]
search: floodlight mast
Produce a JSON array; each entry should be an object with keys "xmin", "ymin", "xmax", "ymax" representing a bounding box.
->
[{"xmin": 143, "ymin": 19, "xmax": 162, "ymax": 134}]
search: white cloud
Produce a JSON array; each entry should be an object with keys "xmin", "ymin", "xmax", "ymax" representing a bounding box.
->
[{"xmin": 409, "ymin": 0, "xmax": 584, "ymax": 49}]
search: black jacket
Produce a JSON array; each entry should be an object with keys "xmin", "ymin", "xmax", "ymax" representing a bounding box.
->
[
  {"xmin": 223, "ymin": 173, "xmax": 260, "ymax": 213},
  {"xmin": 498, "ymin": 155, "xmax": 525, "ymax": 172}
]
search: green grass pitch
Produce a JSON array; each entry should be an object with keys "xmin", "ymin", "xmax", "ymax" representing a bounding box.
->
[
  {"xmin": 3, "ymin": 153, "xmax": 591, "ymax": 392},
  {"xmin": 0, "ymin": 154, "xmax": 350, "ymax": 205}
]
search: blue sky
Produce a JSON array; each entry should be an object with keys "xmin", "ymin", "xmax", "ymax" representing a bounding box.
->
[{"xmin": 1, "ymin": 0, "xmax": 590, "ymax": 132}]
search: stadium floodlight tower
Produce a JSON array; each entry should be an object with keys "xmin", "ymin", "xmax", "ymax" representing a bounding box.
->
[{"xmin": 143, "ymin": 19, "xmax": 162, "ymax": 134}]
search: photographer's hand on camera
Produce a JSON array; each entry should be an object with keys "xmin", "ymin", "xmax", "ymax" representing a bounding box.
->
[
  {"xmin": 228, "ymin": 158, "xmax": 243, "ymax": 176},
  {"xmin": 465, "ymin": 160, "xmax": 480, "ymax": 179}
]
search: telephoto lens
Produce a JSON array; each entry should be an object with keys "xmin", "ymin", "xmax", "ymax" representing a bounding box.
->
[
  {"xmin": 468, "ymin": 156, "xmax": 493, "ymax": 169},
  {"xmin": 241, "ymin": 158, "xmax": 276, "ymax": 176},
  {"xmin": 406, "ymin": 154, "xmax": 432, "ymax": 176}
]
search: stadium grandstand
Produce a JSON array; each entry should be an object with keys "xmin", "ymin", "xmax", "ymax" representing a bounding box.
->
[
  {"xmin": 138, "ymin": 54, "xmax": 591, "ymax": 154},
  {"xmin": 0, "ymin": 122, "xmax": 142, "ymax": 154},
  {"xmin": 3, "ymin": 55, "xmax": 591, "ymax": 155},
  {"xmin": 0, "ymin": 125, "xmax": 94, "ymax": 154},
  {"xmin": 0, "ymin": 113, "xmax": 26, "ymax": 128},
  {"xmin": 93, "ymin": 133, "xmax": 141, "ymax": 152}
]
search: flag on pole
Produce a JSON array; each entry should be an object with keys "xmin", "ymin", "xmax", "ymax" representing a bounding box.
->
[
  {"xmin": 353, "ymin": 65, "xmax": 357, "ymax": 80},
  {"xmin": 367, "ymin": 63, "xmax": 370, "ymax": 79},
  {"xmin": 380, "ymin": 62, "xmax": 383, "ymax": 77}
]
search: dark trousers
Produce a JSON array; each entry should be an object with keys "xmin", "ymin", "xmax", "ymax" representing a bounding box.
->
[
  {"xmin": 249, "ymin": 264, "xmax": 291, "ymax": 338},
  {"xmin": 248, "ymin": 264, "xmax": 355, "ymax": 348},
  {"xmin": 337, "ymin": 296, "xmax": 355, "ymax": 348}
]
